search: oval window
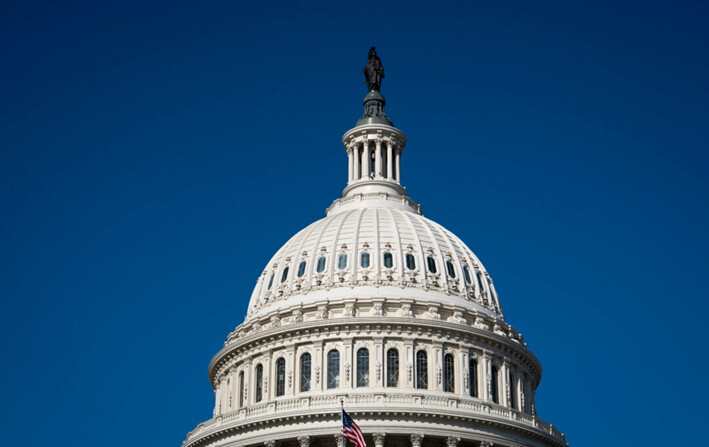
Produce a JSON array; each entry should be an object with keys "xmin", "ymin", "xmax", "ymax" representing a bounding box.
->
[
  {"xmin": 360, "ymin": 252, "xmax": 370, "ymax": 268},
  {"xmin": 338, "ymin": 253, "xmax": 347, "ymax": 270},
  {"xmin": 427, "ymin": 256, "xmax": 437, "ymax": 273},
  {"xmin": 383, "ymin": 252, "xmax": 393, "ymax": 268},
  {"xmin": 405, "ymin": 253, "xmax": 416, "ymax": 270},
  {"xmin": 281, "ymin": 266, "xmax": 289, "ymax": 283},
  {"xmin": 446, "ymin": 261, "xmax": 456, "ymax": 278},
  {"xmin": 316, "ymin": 256, "xmax": 326, "ymax": 273},
  {"xmin": 297, "ymin": 260, "xmax": 306, "ymax": 277}
]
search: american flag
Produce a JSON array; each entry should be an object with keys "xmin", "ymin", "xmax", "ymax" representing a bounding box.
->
[{"xmin": 341, "ymin": 409, "xmax": 366, "ymax": 447}]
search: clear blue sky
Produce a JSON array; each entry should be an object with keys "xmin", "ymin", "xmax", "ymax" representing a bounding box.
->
[{"xmin": 1, "ymin": 1, "xmax": 707, "ymax": 446}]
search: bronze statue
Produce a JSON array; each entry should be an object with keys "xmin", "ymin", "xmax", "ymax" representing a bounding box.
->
[{"xmin": 364, "ymin": 47, "xmax": 384, "ymax": 91}]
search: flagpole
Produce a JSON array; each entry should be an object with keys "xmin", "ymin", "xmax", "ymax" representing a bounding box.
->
[{"xmin": 340, "ymin": 399, "xmax": 345, "ymax": 447}]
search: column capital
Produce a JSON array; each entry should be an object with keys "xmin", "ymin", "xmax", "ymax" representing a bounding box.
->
[
  {"xmin": 480, "ymin": 441, "xmax": 493, "ymax": 447},
  {"xmin": 446, "ymin": 437, "xmax": 461, "ymax": 447},
  {"xmin": 334, "ymin": 433, "xmax": 343, "ymax": 446},
  {"xmin": 373, "ymin": 432, "xmax": 386, "ymax": 447},
  {"xmin": 264, "ymin": 441, "xmax": 277, "ymax": 447},
  {"xmin": 297, "ymin": 435, "xmax": 311, "ymax": 447},
  {"xmin": 410, "ymin": 433, "xmax": 424, "ymax": 447}
]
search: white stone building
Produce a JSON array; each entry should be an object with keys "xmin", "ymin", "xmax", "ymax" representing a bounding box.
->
[{"xmin": 182, "ymin": 52, "xmax": 569, "ymax": 447}]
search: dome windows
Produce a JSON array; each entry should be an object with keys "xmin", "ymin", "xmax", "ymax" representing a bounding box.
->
[
  {"xmin": 300, "ymin": 353, "xmax": 311, "ymax": 392},
  {"xmin": 276, "ymin": 358, "xmax": 286, "ymax": 396},
  {"xmin": 316, "ymin": 256, "xmax": 326, "ymax": 273},
  {"xmin": 416, "ymin": 350, "xmax": 428, "ymax": 389},
  {"xmin": 463, "ymin": 265, "xmax": 472, "ymax": 284},
  {"xmin": 356, "ymin": 348, "xmax": 369, "ymax": 387},
  {"xmin": 469, "ymin": 358, "xmax": 478, "ymax": 398},
  {"xmin": 360, "ymin": 252, "xmax": 370, "ymax": 268},
  {"xmin": 267, "ymin": 274, "xmax": 274, "ymax": 290},
  {"xmin": 281, "ymin": 267, "xmax": 289, "ymax": 283},
  {"xmin": 255, "ymin": 364, "xmax": 264, "ymax": 402},
  {"xmin": 405, "ymin": 253, "xmax": 416, "ymax": 270},
  {"xmin": 383, "ymin": 252, "xmax": 393, "ymax": 268},
  {"xmin": 386, "ymin": 348, "xmax": 399, "ymax": 387},
  {"xmin": 427, "ymin": 256, "xmax": 437, "ymax": 274},
  {"xmin": 297, "ymin": 261, "xmax": 306, "ymax": 277},
  {"xmin": 327, "ymin": 350, "xmax": 340, "ymax": 389},
  {"xmin": 491, "ymin": 365, "xmax": 499, "ymax": 404},
  {"xmin": 443, "ymin": 353, "xmax": 455, "ymax": 392},
  {"xmin": 446, "ymin": 260, "xmax": 456, "ymax": 278},
  {"xmin": 337, "ymin": 253, "xmax": 348, "ymax": 270}
]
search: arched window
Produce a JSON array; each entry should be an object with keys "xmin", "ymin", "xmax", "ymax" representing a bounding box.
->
[
  {"xmin": 469, "ymin": 358, "xmax": 478, "ymax": 398},
  {"xmin": 463, "ymin": 265, "xmax": 472, "ymax": 284},
  {"xmin": 338, "ymin": 253, "xmax": 348, "ymax": 270},
  {"xmin": 509, "ymin": 370, "xmax": 516, "ymax": 409},
  {"xmin": 267, "ymin": 274, "xmax": 274, "ymax": 290},
  {"xmin": 276, "ymin": 358, "xmax": 286, "ymax": 396},
  {"xmin": 327, "ymin": 350, "xmax": 340, "ymax": 389},
  {"xmin": 446, "ymin": 260, "xmax": 456, "ymax": 278},
  {"xmin": 427, "ymin": 256, "xmax": 437, "ymax": 273},
  {"xmin": 491, "ymin": 365, "xmax": 499, "ymax": 404},
  {"xmin": 405, "ymin": 253, "xmax": 416, "ymax": 270},
  {"xmin": 356, "ymin": 348, "xmax": 369, "ymax": 387},
  {"xmin": 360, "ymin": 252, "xmax": 370, "ymax": 268},
  {"xmin": 297, "ymin": 260, "xmax": 306, "ymax": 277},
  {"xmin": 444, "ymin": 353, "xmax": 455, "ymax": 392},
  {"xmin": 316, "ymin": 256, "xmax": 326, "ymax": 273},
  {"xmin": 281, "ymin": 267, "xmax": 289, "ymax": 283},
  {"xmin": 300, "ymin": 353, "xmax": 311, "ymax": 392},
  {"xmin": 383, "ymin": 252, "xmax": 393, "ymax": 268},
  {"xmin": 255, "ymin": 364, "xmax": 264, "ymax": 402},
  {"xmin": 386, "ymin": 348, "xmax": 399, "ymax": 387},
  {"xmin": 238, "ymin": 371, "xmax": 244, "ymax": 407},
  {"xmin": 416, "ymin": 350, "xmax": 428, "ymax": 389}
]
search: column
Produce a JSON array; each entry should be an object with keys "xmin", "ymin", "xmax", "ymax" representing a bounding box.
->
[
  {"xmin": 348, "ymin": 147, "xmax": 354, "ymax": 183},
  {"xmin": 373, "ymin": 433, "xmax": 386, "ymax": 447},
  {"xmin": 334, "ymin": 433, "xmax": 343, "ymax": 447},
  {"xmin": 375, "ymin": 138, "xmax": 383, "ymax": 178},
  {"xmin": 264, "ymin": 441, "xmax": 276, "ymax": 447},
  {"xmin": 363, "ymin": 139, "xmax": 371, "ymax": 179},
  {"xmin": 230, "ymin": 368, "xmax": 238, "ymax": 410},
  {"xmin": 516, "ymin": 370, "xmax": 524, "ymax": 412},
  {"xmin": 298, "ymin": 435, "xmax": 311, "ymax": 447},
  {"xmin": 480, "ymin": 442, "xmax": 493, "ymax": 447},
  {"xmin": 353, "ymin": 143, "xmax": 360, "ymax": 181},
  {"xmin": 395, "ymin": 149, "xmax": 401, "ymax": 183},
  {"xmin": 214, "ymin": 384, "xmax": 221, "ymax": 416},
  {"xmin": 446, "ymin": 437, "xmax": 461, "ymax": 447},
  {"xmin": 482, "ymin": 353, "xmax": 490, "ymax": 402},
  {"xmin": 410, "ymin": 434, "xmax": 424, "ymax": 447},
  {"xmin": 386, "ymin": 141, "xmax": 393, "ymax": 179},
  {"xmin": 219, "ymin": 376, "xmax": 228, "ymax": 414},
  {"xmin": 288, "ymin": 345, "xmax": 296, "ymax": 396}
]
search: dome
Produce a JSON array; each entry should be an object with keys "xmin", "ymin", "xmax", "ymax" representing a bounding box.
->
[{"xmin": 246, "ymin": 206, "xmax": 503, "ymax": 324}]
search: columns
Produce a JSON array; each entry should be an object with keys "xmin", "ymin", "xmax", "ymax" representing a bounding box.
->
[
  {"xmin": 353, "ymin": 144, "xmax": 360, "ymax": 181},
  {"xmin": 375, "ymin": 138, "xmax": 383, "ymax": 178},
  {"xmin": 362, "ymin": 139, "xmax": 371, "ymax": 179},
  {"xmin": 373, "ymin": 433, "xmax": 386, "ymax": 447},
  {"xmin": 410, "ymin": 434, "xmax": 424, "ymax": 447},
  {"xmin": 347, "ymin": 147, "xmax": 354, "ymax": 183},
  {"xmin": 386, "ymin": 141, "xmax": 393, "ymax": 179},
  {"xmin": 395, "ymin": 149, "xmax": 401, "ymax": 183}
]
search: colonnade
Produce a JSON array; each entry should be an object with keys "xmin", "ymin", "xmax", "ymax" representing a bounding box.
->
[
  {"xmin": 264, "ymin": 433, "xmax": 494, "ymax": 447},
  {"xmin": 347, "ymin": 137, "xmax": 401, "ymax": 184}
]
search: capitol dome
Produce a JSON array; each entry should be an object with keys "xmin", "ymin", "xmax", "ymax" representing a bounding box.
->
[{"xmin": 183, "ymin": 49, "xmax": 569, "ymax": 447}]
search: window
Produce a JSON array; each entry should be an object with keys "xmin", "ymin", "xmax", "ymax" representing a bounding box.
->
[
  {"xmin": 356, "ymin": 348, "xmax": 369, "ymax": 387},
  {"xmin": 360, "ymin": 252, "xmax": 370, "ymax": 268},
  {"xmin": 281, "ymin": 267, "xmax": 289, "ymax": 283},
  {"xmin": 463, "ymin": 265, "xmax": 472, "ymax": 284},
  {"xmin": 300, "ymin": 353, "xmax": 311, "ymax": 392},
  {"xmin": 238, "ymin": 371, "xmax": 244, "ymax": 407},
  {"xmin": 316, "ymin": 256, "xmax": 326, "ymax": 273},
  {"xmin": 446, "ymin": 260, "xmax": 456, "ymax": 278},
  {"xmin": 477, "ymin": 271, "xmax": 485, "ymax": 290},
  {"xmin": 491, "ymin": 365, "xmax": 499, "ymax": 404},
  {"xmin": 383, "ymin": 252, "xmax": 393, "ymax": 268},
  {"xmin": 255, "ymin": 364, "xmax": 264, "ymax": 402},
  {"xmin": 297, "ymin": 260, "xmax": 306, "ymax": 277},
  {"xmin": 469, "ymin": 358, "xmax": 478, "ymax": 398},
  {"xmin": 509, "ymin": 370, "xmax": 516, "ymax": 409},
  {"xmin": 386, "ymin": 348, "xmax": 399, "ymax": 387},
  {"xmin": 275, "ymin": 358, "xmax": 286, "ymax": 396},
  {"xmin": 444, "ymin": 353, "xmax": 455, "ymax": 392},
  {"xmin": 416, "ymin": 350, "xmax": 428, "ymax": 389},
  {"xmin": 327, "ymin": 350, "xmax": 340, "ymax": 389},
  {"xmin": 406, "ymin": 253, "xmax": 416, "ymax": 270},
  {"xmin": 267, "ymin": 274, "xmax": 274, "ymax": 290},
  {"xmin": 338, "ymin": 253, "xmax": 347, "ymax": 270},
  {"xmin": 427, "ymin": 256, "xmax": 437, "ymax": 273}
]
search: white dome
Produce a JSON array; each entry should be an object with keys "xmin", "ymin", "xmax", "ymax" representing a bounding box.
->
[{"xmin": 246, "ymin": 203, "xmax": 503, "ymax": 323}]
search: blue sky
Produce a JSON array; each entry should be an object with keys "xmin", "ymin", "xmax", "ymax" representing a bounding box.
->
[{"xmin": 1, "ymin": 1, "xmax": 707, "ymax": 446}]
